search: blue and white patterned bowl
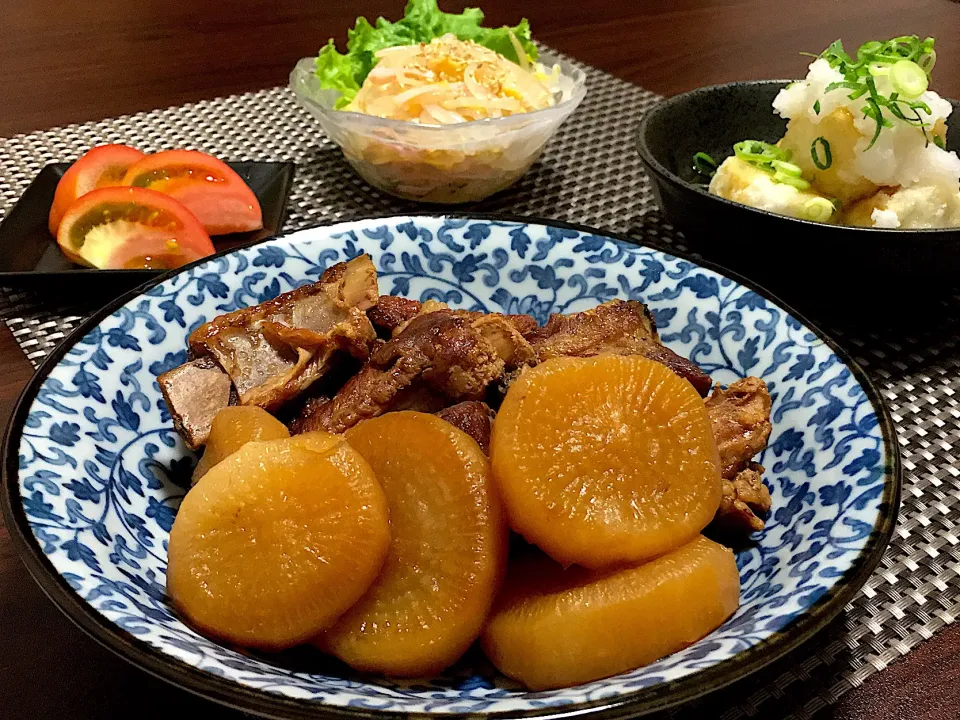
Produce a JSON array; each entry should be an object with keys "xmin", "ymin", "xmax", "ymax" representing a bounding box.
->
[{"xmin": 2, "ymin": 216, "xmax": 899, "ymax": 719}]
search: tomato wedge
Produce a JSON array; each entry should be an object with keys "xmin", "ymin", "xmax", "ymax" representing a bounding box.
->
[
  {"xmin": 57, "ymin": 186, "xmax": 215, "ymax": 270},
  {"xmin": 48, "ymin": 144, "xmax": 145, "ymax": 236},
  {"xmin": 121, "ymin": 150, "xmax": 263, "ymax": 235}
]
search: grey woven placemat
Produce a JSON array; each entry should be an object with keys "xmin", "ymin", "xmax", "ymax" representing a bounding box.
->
[{"xmin": 0, "ymin": 53, "xmax": 956, "ymax": 720}]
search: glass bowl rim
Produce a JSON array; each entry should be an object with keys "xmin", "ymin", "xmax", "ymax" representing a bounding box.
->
[{"xmin": 289, "ymin": 50, "xmax": 588, "ymax": 134}]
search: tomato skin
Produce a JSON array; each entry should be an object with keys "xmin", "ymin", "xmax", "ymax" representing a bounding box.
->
[
  {"xmin": 121, "ymin": 150, "xmax": 263, "ymax": 235},
  {"xmin": 57, "ymin": 186, "xmax": 215, "ymax": 270},
  {"xmin": 48, "ymin": 144, "xmax": 145, "ymax": 236}
]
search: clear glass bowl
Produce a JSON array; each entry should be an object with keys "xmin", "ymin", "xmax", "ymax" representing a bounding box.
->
[{"xmin": 289, "ymin": 53, "xmax": 587, "ymax": 203}]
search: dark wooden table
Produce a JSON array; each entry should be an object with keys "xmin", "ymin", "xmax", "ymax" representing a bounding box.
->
[{"xmin": 2, "ymin": 1, "xmax": 959, "ymax": 718}]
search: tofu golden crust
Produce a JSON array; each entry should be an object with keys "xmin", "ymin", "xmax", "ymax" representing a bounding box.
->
[{"xmin": 709, "ymin": 156, "xmax": 837, "ymax": 223}]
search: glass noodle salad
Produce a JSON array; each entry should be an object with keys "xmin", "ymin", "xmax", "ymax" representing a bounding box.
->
[
  {"xmin": 292, "ymin": 0, "xmax": 585, "ymax": 204},
  {"xmin": 316, "ymin": 0, "xmax": 573, "ymax": 124}
]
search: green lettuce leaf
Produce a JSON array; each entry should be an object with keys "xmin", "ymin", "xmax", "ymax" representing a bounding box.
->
[
  {"xmin": 315, "ymin": 40, "xmax": 363, "ymax": 109},
  {"xmin": 314, "ymin": 0, "xmax": 538, "ymax": 107},
  {"xmin": 456, "ymin": 17, "xmax": 537, "ymax": 65}
]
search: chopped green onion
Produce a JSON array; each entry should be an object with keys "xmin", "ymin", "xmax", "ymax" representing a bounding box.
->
[
  {"xmin": 734, "ymin": 140, "xmax": 789, "ymax": 165},
  {"xmin": 890, "ymin": 60, "xmax": 928, "ymax": 98},
  {"xmin": 863, "ymin": 95, "xmax": 892, "ymax": 150},
  {"xmin": 772, "ymin": 160, "xmax": 803, "ymax": 177},
  {"xmin": 813, "ymin": 35, "xmax": 938, "ymax": 148},
  {"xmin": 825, "ymin": 80, "xmax": 867, "ymax": 98},
  {"xmin": 857, "ymin": 41, "xmax": 884, "ymax": 60},
  {"xmin": 811, "ymin": 137, "xmax": 832, "ymax": 170},
  {"xmin": 813, "ymin": 99, "xmax": 821, "ymax": 115},
  {"xmin": 934, "ymin": 135, "xmax": 946, "ymax": 150},
  {"xmin": 692, "ymin": 151, "xmax": 718, "ymax": 178},
  {"xmin": 774, "ymin": 171, "xmax": 811, "ymax": 190},
  {"xmin": 731, "ymin": 140, "xmax": 812, "ymax": 188},
  {"xmin": 802, "ymin": 197, "xmax": 835, "ymax": 222}
]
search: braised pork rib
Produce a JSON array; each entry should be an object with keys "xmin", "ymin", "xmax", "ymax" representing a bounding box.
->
[
  {"xmin": 159, "ymin": 255, "xmax": 378, "ymax": 447},
  {"xmin": 160, "ymin": 254, "xmax": 774, "ymax": 538},
  {"xmin": 705, "ymin": 377, "xmax": 774, "ymax": 533}
]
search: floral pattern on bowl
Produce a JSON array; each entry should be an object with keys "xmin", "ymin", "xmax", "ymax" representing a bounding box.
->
[{"xmin": 3, "ymin": 216, "xmax": 899, "ymax": 718}]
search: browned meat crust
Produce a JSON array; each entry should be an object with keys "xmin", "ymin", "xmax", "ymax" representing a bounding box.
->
[
  {"xmin": 502, "ymin": 313, "xmax": 539, "ymax": 338},
  {"xmin": 528, "ymin": 300, "xmax": 712, "ymax": 396},
  {"xmin": 367, "ymin": 295, "xmax": 539, "ymax": 338},
  {"xmin": 368, "ymin": 295, "xmax": 422, "ymax": 334},
  {"xmin": 185, "ymin": 256, "xmax": 378, "ymax": 410},
  {"xmin": 189, "ymin": 256, "xmax": 378, "ymax": 353},
  {"xmin": 315, "ymin": 255, "xmax": 380, "ymax": 310},
  {"xmin": 292, "ymin": 310, "xmax": 520, "ymax": 434},
  {"xmin": 640, "ymin": 344, "xmax": 713, "ymax": 397},
  {"xmin": 528, "ymin": 298, "xmax": 658, "ymax": 350},
  {"xmin": 468, "ymin": 313, "xmax": 537, "ymax": 369},
  {"xmin": 379, "ymin": 311, "xmax": 506, "ymax": 397},
  {"xmin": 704, "ymin": 377, "xmax": 773, "ymax": 536},
  {"xmin": 714, "ymin": 463, "xmax": 772, "ymax": 535},
  {"xmin": 287, "ymin": 382, "xmax": 455, "ymax": 435},
  {"xmin": 287, "ymin": 359, "xmax": 415, "ymax": 435},
  {"xmin": 436, "ymin": 401, "xmax": 494, "ymax": 454},
  {"xmin": 158, "ymin": 357, "xmax": 233, "ymax": 450},
  {"xmin": 386, "ymin": 386, "xmax": 451, "ymax": 414},
  {"xmin": 705, "ymin": 377, "xmax": 773, "ymax": 479}
]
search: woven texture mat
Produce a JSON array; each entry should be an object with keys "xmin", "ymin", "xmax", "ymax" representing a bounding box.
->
[{"xmin": 0, "ymin": 54, "xmax": 956, "ymax": 720}]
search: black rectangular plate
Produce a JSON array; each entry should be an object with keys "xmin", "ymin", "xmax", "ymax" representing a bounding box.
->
[{"xmin": 0, "ymin": 161, "xmax": 295, "ymax": 291}]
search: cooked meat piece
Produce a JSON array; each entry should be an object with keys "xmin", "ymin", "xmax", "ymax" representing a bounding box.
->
[
  {"xmin": 289, "ymin": 380, "xmax": 451, "ymax": 436},
  {"xmin": 638, "ymin": 343, "xmax": 713, "ymax": 397},
  {"xmin": 290, "ymin": 363, "xmax": 416, "ymax": 435},
  {"xmin": 528, "ymin": 299, "xmax": 711, "ymax": 396},
  {"xmin": 368, "ymin": 295, "xmax": 539, "ymax": 338},
  {"xmin": 158, "ymin": 357, "xmax": 234, "ymax": 450},
  {"xmin": 287, "ymin": 395, "xmax": 329, "ymax": 435},
  {"xmin": 186, "ymin": 256, "xmax": 378, "ymax": 410},
  {"xmin": 380, "ymin": 311, "xmax": 505, "ymax": 397},
  {"xmin": 191, "ymin": 257, "xmax": 378, "ymax": 357},
  {"xmin": 529, "ymin": 299, "xmax": 659, "ymax": 352},
  {"xmin": 368, "ymin": 295, "xmax": 422, "ymax": 334},
  {"xmin": 436, "ymin": 401, "xmax": 494, "ymax": 453},
  {"xmin": 292, "ymin": 310, "xmax": 519, "ymax": 434},
  {"xmin": 505, "ymin": 314, "xmax": 539, "ymax": 338},
  {"xmin": 714, "ymin": 462, "xmax": 772, "ymax": 534},
  {"xmin": 705, "ymin": 377, "xmax": 773, "ymax": 479},
  {"xmin": 388, "ymin": 386, "xmax": 451, "ymax": 413},
  {"xmin": 318, "ymin": 254, "xmax": 379, "ymax": 310},
  {"xmin": 469, "ymin": 313, "xmax": 537, "ymax": 369}
]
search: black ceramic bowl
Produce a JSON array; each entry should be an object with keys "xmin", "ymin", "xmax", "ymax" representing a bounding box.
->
[{"xmin": 636, "ymin": 80, "xmax": 960, "ymax": 301}]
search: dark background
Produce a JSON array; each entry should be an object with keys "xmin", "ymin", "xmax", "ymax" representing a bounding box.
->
[{"xmin": 2, "ymin": 0, "xmax": 958, "ymax": 135}]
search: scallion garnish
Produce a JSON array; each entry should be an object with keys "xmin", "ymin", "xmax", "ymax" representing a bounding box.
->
[
  {"xmin": 692, "ymin": 152, "xmax": 718, "ymax": 178},
  {"xmin": 802, "ymin": 197, "xmax": 835, "ymax": 222},
  {"xmin": 732, "ymin": 140, "xmax": 815, "ymax": 189},
  {"xmin": 774, "ymin": 171, "xmax": 811, "ymax": 190},
  {"xmin": 813, "ymin": 99, "xmax": 821, "ymax": 115},
  {"xmin": 890, "ymin": 60, "xmax": 928, "ymax": 98},
  {"xmin": 772, "ymin": 160, "xmax": 803, "ymax": 177},
  {"xmin": 934, "ymin": 135, "xmax": 946, "ymax": 150},
  {"xmin": 811, "ymin": 137, "xmax": 832, "ymax": 170},
  {"xmin": 813, "ymin": 36, "xmax": 937, "ymax": 149},
  {"xmin": 918, "ymin": 49, "xmax": 937, "ymax": 74},
  {"xmin": 734, "ymin": 140, "xmax": 790, "ymax": 165}
]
